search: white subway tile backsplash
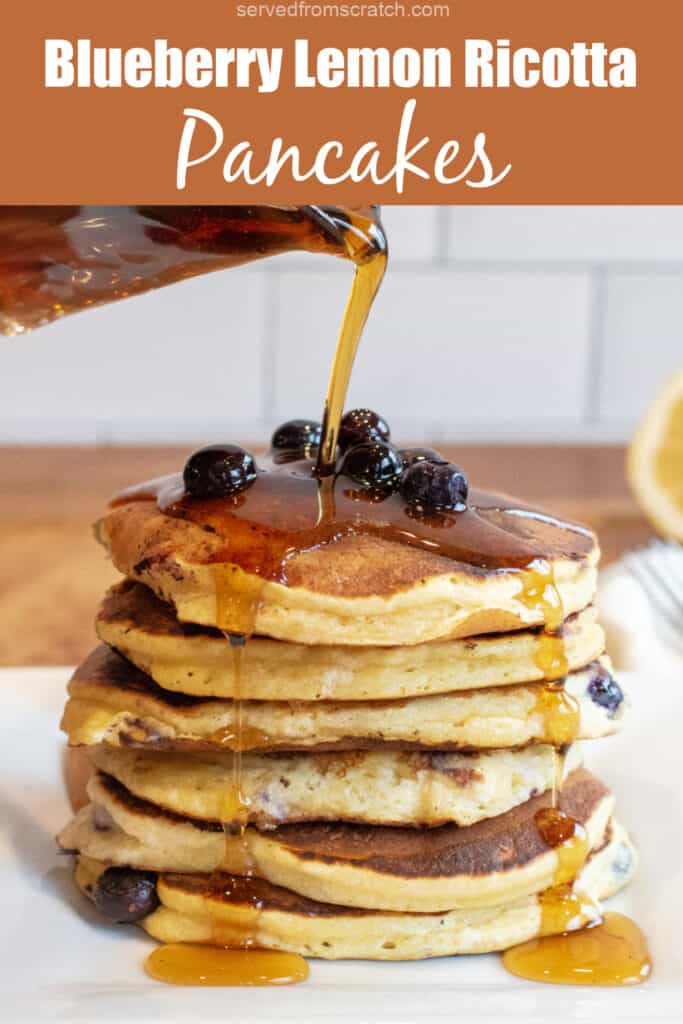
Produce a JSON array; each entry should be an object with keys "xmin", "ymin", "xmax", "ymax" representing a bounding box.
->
[
  {"xmin": 1, "ymin": 207, "xmax": 682, "ymax": 445},
  {"xmin": 272, "ymin": 269, "xmax": 593, "ymax": 429},
  {"xmin": 0, "ymin": 269, "xmax": 267, "ymax": 437},
  {"xmin": 599, "ymin": 272, "xmax": 683, "ymax": 423},
  {"xmin": 446, "ymin": 207, "xmax": 683, "ymax": 265},
  {"xmin": 380, "ymin": 206, "xmax": 439, "ymax": 263},
  {"xmin": 270, "ymin": 271, "xmax": 351, "ymax": 421}
]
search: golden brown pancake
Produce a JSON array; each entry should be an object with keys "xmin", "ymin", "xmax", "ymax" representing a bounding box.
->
[
  {"xmin": 96, "ymin": 580, "xmax": 606, "ymax": 701},
  {"xmin": 74, "ymin": 818, "xmax": 636, "ymax": 959},
  {"xmin": 87, "ymin": 742, "xmax": 584, "ymax": 830},
  {"xmin": 59, "ymin": 767, "xmax": 614, "ymax": 912},
  {"xmin": 61, "ymin": 646, "xmax": 625, "ymax": 753},
  {"xmin": 96, "ymin": 499, "xmax": 599, "ymax": 644}
]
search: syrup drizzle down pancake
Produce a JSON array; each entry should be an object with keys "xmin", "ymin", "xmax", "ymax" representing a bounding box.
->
[{"xmin": 96, "ymin": 581, "xmax": 606, "ymax": 702}]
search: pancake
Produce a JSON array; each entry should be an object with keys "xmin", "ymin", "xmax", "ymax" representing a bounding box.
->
[
  {"xmin": 61, "ymin": 647, "xmax": 625, "ymax": 753},
  {"xmin": 96, "ymin": 499, "xmax": 599, "ymax": 644},
  {"xmin": 88, "ymin": 743, "xmax": 584, "ymax": 830},
  {"xmin": 58, "ymin": 768, "xmax": 614, "ymax": 912},
  {"xmin": 74, "ymin": 818, "xmax": 636, "ymax": 959},
  {"xmin": 97, "ymin": 581, "xmax": 606, "ymax": 701}
]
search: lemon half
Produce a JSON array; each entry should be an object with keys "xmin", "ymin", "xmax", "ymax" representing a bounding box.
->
[{"xmin": 628, "ymin": 369, "xmax": 683, "ymax": 540}]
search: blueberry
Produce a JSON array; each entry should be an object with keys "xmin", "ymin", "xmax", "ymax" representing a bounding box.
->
[
  {"xmin": 587, "ymin": 669, "xmax": 623, "ymax": 716},
  {"xmin": 401, "ymin": 461, "xmax": 468, "ymax": 511},
  {"xmin": 339, "ymin": 409, "xmax": 390, "ymax": 452},
  {"xmin": 399, "ymin": 447, "xmax": 445, "ymax": 470},
  {"xmin": 94, "ymin": 867, "xmax": 159, "ymax": 923},
  {"xmin": 340, "ymin": 441, "xmax": 403, "ymax": 492},
  {"xmin": 271, "ymin": 418, "xmax": 321, "ymax": 452},
  {"xmin": 183, "ymin": 445, "xmax": 257, "ymax": 499}
]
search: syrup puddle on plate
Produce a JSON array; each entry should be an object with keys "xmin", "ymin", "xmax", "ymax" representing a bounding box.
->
[
  {"xmin": 145, "ymin": 944, "xmax": 309, "ymax": 986},
  {"xmin": 503, "ymin": 912, "xmax": 652, "ymax": 986}
]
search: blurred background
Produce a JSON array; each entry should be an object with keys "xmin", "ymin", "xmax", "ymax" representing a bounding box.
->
[
  {"xmin": 2, "ymin": 204, "xmax": 680, "ymax": 665},
  {"xmin": 1, "ymin": 205, "xmax": 681, "ymax": 446}
]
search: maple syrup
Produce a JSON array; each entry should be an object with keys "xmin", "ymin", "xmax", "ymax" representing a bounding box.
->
[
  {"xmin": 215, "ymin": 635, "xmax": 256, "ymax": 871},
  {"xmin": 516, "ymin": 558, "xmax": 564, "ymax": 633},
  {"xmin": 515, "ymin": 562, "xmax": 585, "ymax": 880},
  {"xmin": 534, "ymin": 630, "xmax": 569, "ymax": 680},
  {"xmin": 534, "ymin": 882, "xmax": 600, "ymax": 938},
  {"xmin": 116, "ymin": 459, "xmax": 594, "ymax": 590},
  {"xmin": 146, "ymin": 945, "xmax": 309, "ymax": 986},
  {"xmin": 534, "ymin": 684, "xmax": 580, "ymax": 750},
  {"xmin": 223, "ymin": 634, "xmax": 250, "ymax": 822},
  {"xmin": 535, "ymin": 807, "xmax": 589, "ymax": 886},
  {"xmin": 503, "ymin": 913, "xmax": 651, "ymax": 986},
  {"xmin": 207, "ymin": 723, "xmax": 272, "ymax": 753},
  {"xmin": 502, "ymin": 716, "xmax": 650, "ymax": 988},
  {"xmin": 504, "ymin": 557, "xmax": 649, "ymax": 988},
  {"xmin": 316, "ymin": 249, "xmax": 386, "ymax": 473},
  {"xmin": 505, "ymin": 637, "xmax": 649, "ymax": 987}
]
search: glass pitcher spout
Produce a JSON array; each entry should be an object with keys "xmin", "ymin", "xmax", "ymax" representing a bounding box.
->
[{"xmin": 0, "ymin": 205, "xmax": 387, "ymax": 336}]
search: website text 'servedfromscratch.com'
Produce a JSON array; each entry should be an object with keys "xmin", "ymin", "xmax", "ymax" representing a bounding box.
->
[{"xmin": 237, "ymin": 3, "xmax": 450, "ymax": 18}]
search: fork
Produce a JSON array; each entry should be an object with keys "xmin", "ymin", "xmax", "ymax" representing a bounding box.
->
[{"xmin": 625, "ymin": 540, "xmax": 683, "ymax": 652}]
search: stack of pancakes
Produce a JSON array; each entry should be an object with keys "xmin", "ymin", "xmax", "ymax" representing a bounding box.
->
[{"xmin": 58, "ymin": 496, "xmax": 636, "ymax": 960}]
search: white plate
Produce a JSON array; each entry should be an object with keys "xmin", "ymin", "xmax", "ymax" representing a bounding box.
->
[{"xmin": 1, "ymin": 666, "xmax": 681, "ymax": 1023}]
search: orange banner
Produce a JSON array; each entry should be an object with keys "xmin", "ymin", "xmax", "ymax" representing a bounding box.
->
[{"xmin": 1, "ymin": 1, "xmax": 680, "ymax": 202}]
